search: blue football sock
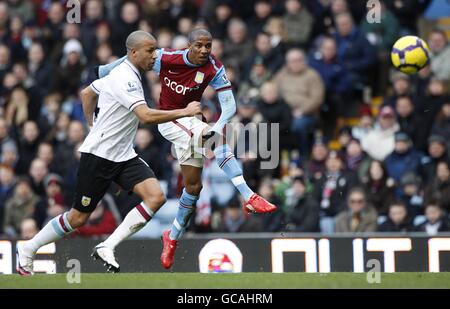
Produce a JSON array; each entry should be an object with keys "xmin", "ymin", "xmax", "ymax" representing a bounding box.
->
[
  {"xmin": 169, "ymin": 188, "xmax": 198, "ymax": 240},
  {"xmin": 214, "ymin": 144, "xmax": 254, "ymax": 201}
]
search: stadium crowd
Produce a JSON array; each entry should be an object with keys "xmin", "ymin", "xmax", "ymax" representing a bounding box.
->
[{"xmin": 0, "ymin": 0, "xmax": 449, "ymax": 239}]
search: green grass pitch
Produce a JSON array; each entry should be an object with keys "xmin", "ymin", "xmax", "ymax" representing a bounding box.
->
[{"xmin": 1, "ymin": 273, "xmax": 450, "ymax": 289}]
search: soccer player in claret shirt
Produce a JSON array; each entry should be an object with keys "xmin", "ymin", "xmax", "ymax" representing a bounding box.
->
[{"xmin": 98, "ymin": 29, "xmax": 277, "ymax": 269}]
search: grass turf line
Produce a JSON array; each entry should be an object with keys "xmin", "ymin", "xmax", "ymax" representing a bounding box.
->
[{"xmin": 1, "ymin": 273, "xmax": 450, "ymax": 289}]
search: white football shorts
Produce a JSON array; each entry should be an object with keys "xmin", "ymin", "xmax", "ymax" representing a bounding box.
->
[{"xmin": 158, "ymin": 116, "xmax": 209, "ymax": 167}]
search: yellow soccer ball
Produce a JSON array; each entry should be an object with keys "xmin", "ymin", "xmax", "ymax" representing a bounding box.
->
[{"xmin": 391, "ymin": 36, "xmax": 430, "ymax": 74}]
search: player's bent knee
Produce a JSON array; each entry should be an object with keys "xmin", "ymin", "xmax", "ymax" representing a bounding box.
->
[
  {"xmin": 146, "ymin": 191, "xmax": 167, "ymax": 208},
  {"xmin": 186, "ymin": 183, "xmax": 203, "ymax": 196},
  {"xmin": 67, "ymin": 209, "xmax": 90, "ymax": 228}
]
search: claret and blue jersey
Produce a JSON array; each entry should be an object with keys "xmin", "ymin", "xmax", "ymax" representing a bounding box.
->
[{"xmin": 153, "ymin": 48, "xmax": 232, "ymax": 110}]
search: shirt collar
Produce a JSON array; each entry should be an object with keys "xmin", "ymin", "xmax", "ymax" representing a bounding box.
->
[
  {"xmin": 183, "ymin": 49, "xmax": 200, "ymax": 67},
  {"xmin": 124, "ymin": 59, "xmax": 142, "ymax": 81}
]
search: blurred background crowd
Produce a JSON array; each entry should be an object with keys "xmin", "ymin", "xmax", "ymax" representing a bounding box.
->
[{"xmin": 0, "ymin": 0, "xmax": 449, "ymax": 240}]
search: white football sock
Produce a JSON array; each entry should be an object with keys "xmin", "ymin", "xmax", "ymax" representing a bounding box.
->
[
  {"xmin": 102, "ymin": 202, "xmax": 153, "ymax": 249},
  {"xmin": 24, "ymin": 212, "xmax": 74, "ymax": 254}
]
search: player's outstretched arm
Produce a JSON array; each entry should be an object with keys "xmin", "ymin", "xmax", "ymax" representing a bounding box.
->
[
  {"xmin": 80, "ymin": 86, "xmax": 98, "ymax": 127},
  {"xmin": 209, "ymin": 89, "xmax": 237, "ymax": 134},
  {"xmin": 97, "ymin": 56, "xmax": 127, "ymax": 78},
  {"xmin": 133, "ymin": 101, "xmax": 202, "ymax": 125}
]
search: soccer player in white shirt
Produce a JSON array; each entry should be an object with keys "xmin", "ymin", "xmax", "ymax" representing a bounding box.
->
[{"xmin": 16, "ymin": 31, "xmax": 202, "ymax": 275}]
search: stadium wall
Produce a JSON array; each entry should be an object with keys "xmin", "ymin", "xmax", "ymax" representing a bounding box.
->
[{"xmin": 1, "ymin": 234, "xmax": 450, "ymax": 274}]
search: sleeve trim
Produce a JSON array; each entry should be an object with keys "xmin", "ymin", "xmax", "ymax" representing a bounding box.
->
[
  {"xmin": 90, "ymin": 83, "xmax": 100, "ymax": 94},
  {"xmin": 129, "ymin": 100, "xmax": 146, "ymax": 111}
]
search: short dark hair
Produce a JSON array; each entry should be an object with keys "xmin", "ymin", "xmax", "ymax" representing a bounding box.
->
[
  {"xmin": 188, "ymin": 28, "xmax": 212, "ymax": 43},
  {"xmin": 347, "ymin": 187, "xmax": 367, "ymax": 203},
  {"xmin": 390, "ymin": 200, "xmax": 406, "ymax": 209}
]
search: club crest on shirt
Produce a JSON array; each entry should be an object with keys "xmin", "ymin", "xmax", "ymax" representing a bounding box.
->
[
  {"xmin": 126, "ymin": 81, "xmax": 140, "ymax": 92},
  {"xmin": 194, "ymin": 71, "xmax": 205, "ymax": 84},
  {"xmin": 81, "ymin": 196, "xmax": 91, "ymax": 207}
]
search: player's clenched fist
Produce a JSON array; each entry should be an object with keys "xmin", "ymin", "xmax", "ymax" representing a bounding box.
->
[{"xmin": 184, "ymin": 101, "xmax": 202, "ymax": 116}]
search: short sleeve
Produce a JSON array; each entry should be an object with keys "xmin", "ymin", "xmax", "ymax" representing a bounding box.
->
[
  {"xmin": 209, "ymin": 66, "xmax": 232, "ymax": 91},
  {"xmin": 113, "ymin": 78, "xmax": 146, "ymax": 111},
  {"xmin": 90, "ymin": 78, "xmax": 104, "ymax": 95}
]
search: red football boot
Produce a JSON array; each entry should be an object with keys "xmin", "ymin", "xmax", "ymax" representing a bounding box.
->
[
  {"xmin": 244, "ymin": 193, "xmax": 277, "ymax": 214},
  {"xmin": 161, "ymin": 230, "xmax": 177, "ymax": 269}
]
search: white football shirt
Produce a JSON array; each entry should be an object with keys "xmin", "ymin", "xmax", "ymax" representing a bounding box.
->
[{"xmin": 79, "ymin": 59, "xmax": 146, "ymax": 162}]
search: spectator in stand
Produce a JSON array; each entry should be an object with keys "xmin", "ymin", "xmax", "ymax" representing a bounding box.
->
[
  {"xmin": 8, "ymin": 0, "xmax": 35, "ymax": 24},
  {"xmin": 416, "ymin": 78, "xmax": 450, "ymax": 152},
  {"xmin": 216, "ymin": 195, "xmax": 262, "ymax": 233},
  {"xmin": 395, "ymin": 95, "xmax": 420, "ymax": 146},
  {"xmin": 54, "ymin": 120, "xmax": 86, "ymax": 178},
  {"xmin": 431, "ymin": 102, "xmax": 450, "ymax": 145},
  {"xmin": 77, "ymin": 197, "xmax": 119, "ymax": 237},
  {"xmin": 274, "ymin": 48, "xmax": 324, "ymax": 157},
  {"xmin": 3, "ymin": 177, "xmax": 40, "ymax": 237},
  {"xmin": 362, "ymin": 106, "xmax": 400, "ymax": 161},
  {"xmin": 5, "ymin": 86, "xmax": 30, "ymax": 134},
  {"xmin": 230, "ymin": 99, "xmax": 263, "ymax": 190},
  {"xmin": 309, "ymin": 36, "xmax": 353, "ymax": 134},
  {"xmin": 238, "ymin": 58, "xmax": 272, "ymax": 102},
  {"xmin": 362, "ymin": 160, "xmax": 395, "ymax": 216},
  {"xmin": 20, "ymin": 217, "xmax": 38, "ymax": 240},
  {"xmin": 256, "ymin": 179, "xmax": 284, "ymax": 232},
  {"xmin": 111, "ymin": 1, "xmax": 141, "ymax": 56},
  {"xmin": 385, "ymin": 0, "xmax": 431, "ymax": 35},
  {"xmin": 52, "ymin": 39, "xmax": 87, "ymax": 97},
  {"xmin": 256, "ymin": 81, "xmax": 293, "ymax": 156},
  {"xmin": 247, "ymin": 0, "xmax": 273, "ymax": 39},
  {"xmin": 344, "ymin": 138, "xmax": 371, "ymax": 182},
  {"xmin": 335, "ymin": 187, "xmax": 378, "ymax": 233},
  {"xmin": 333, "ymin": 12, "xmax": 376, "ymax": 89},
  {"xmin": 242, "ymin": 31, "xmax": 284, "ymax": 80},
  {"xmin": 399, "ymin": 172, "xmax": 424, "ymax": 218},
  {"xmin": 351, "ymin": 105, "xmax": 374, "ymax": 142},
  {"xmin": 36, "ymin": 142, "xmax": 57, "ymax": 174},
  {"xmin": 34, "ymin": 173, "xmax": 65, "ymax": 229},
  {"xmin": 28, "ymin": 158, "xmax": 48, "ymax": 197},
  {"xmin": 428, "ymin": 29, "xmax": 450, "ymax": 81},
  {"xmin": 0, "ymin": 44, "xmax": 11, "ymax": 89},
  {"xmin": 416, "ymin": 201, "xmax": 450, "ymax": 235},
  {"xmin": 425, "ymin": 160, "xmax": 450, "ymax": 215},
  {"xmin": 384, "ymin": 132, "xmax": 423, "ymax": 186},
  {"xmin": 205, "ymin": 1, "xmax": 232, "ymax": 40},
  {"xmin": 378, "ymin": 201, "xmax": 414, "ymax": 232},
  {"xmin": 0, "ymin": 164, "xmax": 15, "ymax": 233},
  {"xmin": 80, "ymin": 0, "xmax": 106, "ymax": 62},
  {"xmin": 16, "ymin": 120, "xmax": 40, "ymax": 175},
  {"xmin": 41, "ymin": 2, "xmax": 65, "ymax": 57},
  {"xmin": 134, "ymin": 127, "xmax": 164, "ymax": 179},
  {"xmin": 313, "ymin": 151, "xmax": 358, "ymax": 232},
  {"xmin": 337, "ymin": 126, "xmax": 352, "ymax": 157},
  {"xmin": 420, "ymin": 135, "xmax": 449, "ymax": 184},
  {"xmin": 38, "ymin": 92, "xmax": 62, "ymax": 139},
  {"xmin": 27, "ymin": 42, "xmax": 53, "ymax": 100},
  {"xmin": 223, "ymin": 18, "xmax": 254, "ymax": 70},
  {"xmin": 360, "ymin": 1, "xmax": 399, "ymax": 94},
  {"xmin": 285, "ymin": 176, "xmax": 320, "ymax": 232},
  {"xmin": 283, "ymin": 0, "xmax": 313, "ymax": 48},
  {"xmin": 305, "ymin": 139, "xmax": 328, "ymax": 182}
]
